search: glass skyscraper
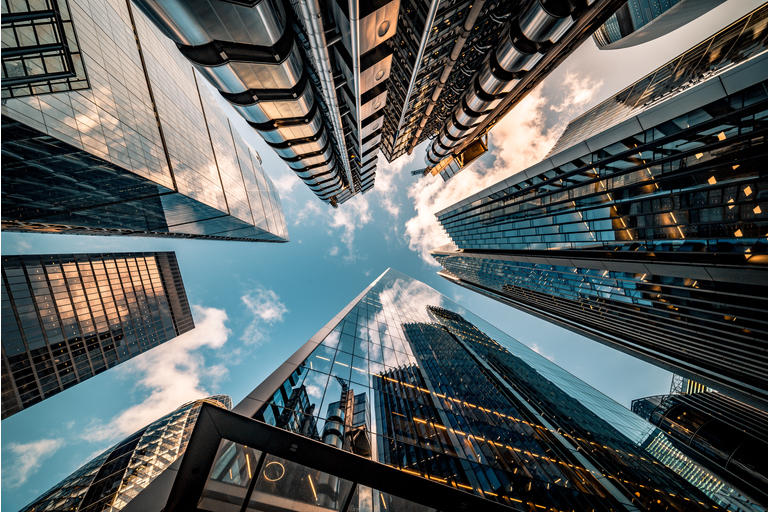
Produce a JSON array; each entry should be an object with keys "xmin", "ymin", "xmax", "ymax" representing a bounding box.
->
[
  {"xmin": 592, "ymin": 0, "xmax": 725, "ymax": 50},
  {"xmin": 1, "ymin": 0, "xmax": 287, "ymax": 242},
  {"xmin": 21, "ymin": 395, "xmax": 232, "ymax": 512},
  {"xmin": 632, "ymin": 390, "xmax": 768, "ymax": 506},
  {"xmin": 1, "ymin": 252, "xmax": 193, "ymax": 419},
  {"xmin": 434, "ymin": 5, "xmax": 768, "ymax": 411},
  {"xmin": 110, "ymin": 269, "xmax": 761, "ymax": 511}
]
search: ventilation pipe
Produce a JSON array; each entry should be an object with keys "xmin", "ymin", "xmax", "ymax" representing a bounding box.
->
[
  {"xmin": 133, "ymin": 0, "xmax": 346, "ymax": 203},
  {"xmin": 426, "ymin": 0, "xmax": 575, "ymax": 165}
]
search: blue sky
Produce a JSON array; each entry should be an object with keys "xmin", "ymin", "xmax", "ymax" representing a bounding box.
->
[{"xmin": 1, "ymin": 2, "xmax": 757, "ymax": 509}]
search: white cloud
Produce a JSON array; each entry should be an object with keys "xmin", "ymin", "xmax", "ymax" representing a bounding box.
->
[
  {"xmin": 82, "ymin": 306, "xmax": 230, "ymax": 443},
  {"xmin": 271, "ymin": 172, "xmax": 300, "ymax": 196},
  {"xmin": 328, "ymin": 245, "xmax": 340, "ymax": 256},
  {"xmin": 5, "ymin": 438, "xmax": 64, "ymax": 488},
  {"xmin": 240, "ymin": 287, "xmax": 288, "ymax": 345},
  {"xmin": 529, "ymin": 343, "xmax": 555, "ymax": 362},
  {"xmin": 549, "ymin": 72, "xmax": 603, "ymax": 113},
  {"xmin": 327, "ymin": 194, "xmax": 372, "ymax": 262},
  {"xmin": 404, "ymin": 72, "xmax": 603, "ymax": 266}
]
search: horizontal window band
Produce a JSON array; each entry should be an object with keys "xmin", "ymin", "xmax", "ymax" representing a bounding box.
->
[
  {"xmin": 281, "ymin": 136, "xmax": 333, "ymax": 162},
  {"xmin": 220, "ymin": 73, "xmax": 310, "ymax": 105},
  {"xmin": 176, "ymin": 26, "xmax": 294, "ymax": 67},
  {"xmin": 249, "ymin": 100, "xmax": 320, "ymax": 131}
]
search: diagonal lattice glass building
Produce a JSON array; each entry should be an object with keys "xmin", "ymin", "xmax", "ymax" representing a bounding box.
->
[
  {"xmin": 434, "ymin": 5, "xmax": 768, "ymax": 412},
  {"xmin": 1, "ymin": 0, "xmax": 287, "ymax": 241},
  {"xmin": 101, "ymin": 269, "xmax": 761, "ymax": 511},
  {"xmin": 20, "ymin": 395, "xmax": 232, "ymax": 512},
  {"xmin": 1, "ymin": 252, "xmax": 193, "ymax": 419}
]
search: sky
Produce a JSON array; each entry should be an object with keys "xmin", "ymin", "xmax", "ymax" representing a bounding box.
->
[{"xmin": 1, "ymin": 1, "xmax": 760, "ymax": 509}]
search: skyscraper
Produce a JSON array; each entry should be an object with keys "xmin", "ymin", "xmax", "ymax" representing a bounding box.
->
[
  {"xmin": 418, "ymin": 0, "xmax": 626, "ymax": 180},
  {"xmin": 592, "ymin": 0, "xmax": 725, "ymax": 50},
  {"xmin": 21, "ymin": 395, "xmax": 232, "ymax": 512},
  {"xmin": 434, "ymin": 5, "xmax": 768, "ymax": 411},
  {"xmin": 1, "ymin": 252, "xmax": 193, "ymax": 419},
  {"xmin": 1, "ymin": 0, "xmax": 287, "ymax": 241},
  {"xmin": 632, "ymin": 390, "xmax": 768, "ymax": 506},
  {"xmin": 132, "ymin": 0, "xmax": 400, "ymax": 205},
  {"xmin": 117, "ymin": 269, "xmax": 758, "ymax": 511}
]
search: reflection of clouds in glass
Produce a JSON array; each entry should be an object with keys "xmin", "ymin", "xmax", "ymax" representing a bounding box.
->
[
  {"xmin": 305, "ymin": 384, "xmax": 322, "ymax": 399},
  {"xmin": 322, "ymin": 329, "xmax": 340, "ymax": 349}
]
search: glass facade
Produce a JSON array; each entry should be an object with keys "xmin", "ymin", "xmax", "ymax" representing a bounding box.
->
[
  {"xmin": 20, "ymin": 395, "xmax": 232, "ymax": 512},
  {"xmin": 632, "ymin": 391, "xmax": 768, "ymax": 506},
  {"xmin": 557, "ymin": 4, "xmax": 767, "ymax": 154},
  {"xmin": 1, "ymin": 252, "xmax": 193, "ymax": 419},
  {"xmin": 1, "ymin": 0, "xmax": 90, "ymax": 98},
  {"xmin": 434, "ymin": 9, "xmax": 768, "ymax": 412},
  {"xmin": 239, "ymin": 269, "xmax": 752, "ymax": 511},
  {"xmin": 1, "ymin": 0, "xmax": 287, "ymax": 242}
]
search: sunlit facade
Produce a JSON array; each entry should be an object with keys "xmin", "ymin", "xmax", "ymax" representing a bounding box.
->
[
  {"xmin": 592, "ymin": 0, "xmax": 725, "ymax": 50},
  {"xmin": 1, "ymin": 0, "xmax": 287, "ymax": 242},
  {"xmin": 633, "ymin": 391, "xmax": 768, "ymax": 506},
  {"xmin": 182, "ymin": 268, "xmax": 753, "ymax": 511},
  {"xmin": 132, "ymin": 0, "xmax": 400, "ymax": 205},
  {"xmin": 434, "ymin": 6, "xmax": 768, "ymax": 411},
  {"xmin": 20, "ymin": 395, "xmax": 232, "ymax": 512},
  {"xmin": 1, "ymin": 252, "xmax": 193, "ymax": 419}
]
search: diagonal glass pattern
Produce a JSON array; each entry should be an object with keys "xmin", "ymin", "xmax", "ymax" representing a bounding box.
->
[{"xmin": 255, "ymin": 269, "xmax": 759, "ymax": 511}]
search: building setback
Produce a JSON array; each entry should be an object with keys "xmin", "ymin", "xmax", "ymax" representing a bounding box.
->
[
  {"xmin": 434, "ymin": 5, "xmax": 768, "ymax": 411},
  {"xmin": 1, "ymin": 0, "xmax": 287, "ymax": 241},
  {"xmin": 132, "ymin": 0, "xmax": 400, "ymax": 205},
  {"xmin": 632, "ymin": 390, "xmax": 768, "ymax": 506},
  {"xmin": 1, "ymin": 252, "xmax": 193, "ymax": 419},
  {"xmin": 592, "ymin": 0, "xmax": 725, "ymax": 50},
  {"xmin": 20, "ymin": 395, "xmax": 232, "ymax": 512},
  {"xmin": 103, "ymin": 269, "xmax": 761, "ymax": 511}
]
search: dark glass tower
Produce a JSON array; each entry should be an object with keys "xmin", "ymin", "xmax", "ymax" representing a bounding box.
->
[
  {"xmin": 118, "ymin": 269, "xmax": 767, "ymax": 511},
  {"xmin": 1, "ymin": 252, "xmax": 194, "ymax": 419},
  {"xmin": 434, "ymin": 5, "xmax": 768, "ymax": 411},
  {"xmin": 21, "ymin": 395, "xmax": 232, "ymax": 512},
  {"xmin": 2, "ymin": 0, "xmax": 287, "ymax": 240},
  {"xmin": 632, "ymin": 390, "xmax": 768, "ymax": 506},
  {"xmin": 592, "ymin": 0, "xmax": 725, "ymax": 50}
]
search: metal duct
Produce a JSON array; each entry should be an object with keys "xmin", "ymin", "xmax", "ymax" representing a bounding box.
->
[
  {"xmin": 426, "ymin": 0, "xmax": 575, "ymax": 165},
  {"xmin": 132, "ymin": 0, "xmax": 354, "ymax": 206}
]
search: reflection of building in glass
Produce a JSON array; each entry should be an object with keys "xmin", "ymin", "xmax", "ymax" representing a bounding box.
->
[
  {"xmin": 239, "ymin": 268, "xmax": 753, "ymax": 511},
  {"xmin": 21, "ymin": 395, "xmax": 231, "ymax": 512},
  {"xmin": 434, "ymin": 5, "xmax": 768, "ymax": 411},
  {"xmin": 100, "ymin": 269, "xmax": 761, "ymax": 511},
  {"xmin": 1, "ymin": 0, "xmax": 287, "ymax": 242},
  {"xmin": 132, "ymin": 0, "xmax": 400, "ymax": 206},
  {"xmin": 1, "ymin": 252, "xmax": 193, "ymax": 419},
  {"xmin": 633, "ymin": 391, "xmax": 768, "ymax": 506},
  {"xmin": 1, "ymin": 0, "xmax": 90, "ymax": 98},
  {"xmin": 593, "ymin": 0, "xmax": 725, "ymax": 50}
]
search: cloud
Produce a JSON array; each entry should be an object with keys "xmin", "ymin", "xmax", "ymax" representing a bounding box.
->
[
  {"xmin": 271, "ymin": 172, "xmax": 300, "ymax": 196},
  {"xmin": 5, "ymin": 439, "xmax": 64, "ymax": 488},
  {"xmin": 328, "ymin": 245, "xmax": 340, "ymax": 256},
  {"xmin": 549, "ymin": 72, "xmax": 603, "ymax": 113},
  {"xmin": 82, "ymin": 306, "xmax": 230, "ymax": 443},
  {"xmin": 404, "ymin": 72, "xmax": 603, "ymax": 266},
  {"xmin": 529, "ymin": 343, "xmax": 555, "ymax": 362},
  {"xmin": 328, "ymin": 194, "xmax": 373, "ymax": 262},
  {"xmin": 240, "ymin": 287, "xmax": 288, "ymax": 345}
]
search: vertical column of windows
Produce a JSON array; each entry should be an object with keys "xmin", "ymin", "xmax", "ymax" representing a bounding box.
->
[{"xmin": 25, "ymin": 262, "xmax": 62, "ymax": 399}]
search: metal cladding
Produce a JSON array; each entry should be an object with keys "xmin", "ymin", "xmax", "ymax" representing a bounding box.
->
[
  {"xmin": 427, "ymin": 0, "xmax": 575, "ymax": 165},
  {"xmin": 133, "ymin": 0, "xmax": 397, "ymax": 206}
]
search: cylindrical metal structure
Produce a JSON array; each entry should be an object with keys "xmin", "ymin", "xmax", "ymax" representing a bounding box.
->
[{"xmin": 426, "ymin": 0, "xmax": 575, "ymax": 165}]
